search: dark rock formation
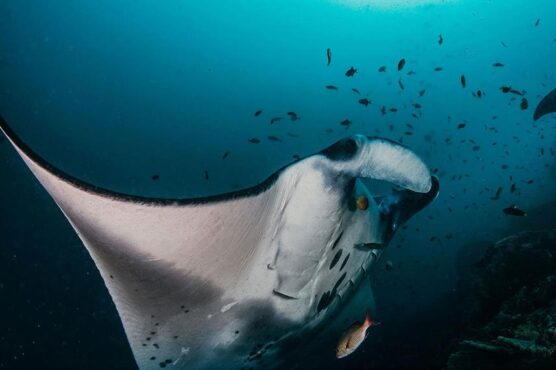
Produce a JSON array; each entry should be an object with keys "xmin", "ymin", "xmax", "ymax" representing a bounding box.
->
[{"xmin": 447, "ymin": 230, "xmax": 556, "ymax": 370}]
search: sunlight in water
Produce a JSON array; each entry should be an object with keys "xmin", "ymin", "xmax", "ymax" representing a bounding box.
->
[{"xmin": 333, "ymin": 0, "xmax": 457, "ymax": 9}]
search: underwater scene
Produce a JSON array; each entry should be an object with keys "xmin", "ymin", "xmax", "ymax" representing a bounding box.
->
[{"xmin": 1, "ymin": 0, "xmax": 556, "ymax": 369}]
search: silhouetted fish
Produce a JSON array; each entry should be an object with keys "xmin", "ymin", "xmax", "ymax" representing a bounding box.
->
[
  {"xmin": 520, "ymin": 98, "xmax": 529, "ymax": 110},
  {"xmin": 222, "ymin": 151, "xmax": 230, "ymax": 159},
  {"xmin": 490, "ymin": 187, "xmax": 502, "ymax": 200},
  {"xmin": 287, "ymin": 112, "xmax": 299, "ymax": 121},
  {"xmin": 326, "ymin": 85, "xmax": 339, "ymax": 90},
  {"xmin": 358, "ymin": 98, "xmax": 371, "ymax": 107},
  {"xmin": 503, "ymin": 205, "xmax": 527, "ymax": 216},
  {"xmin": 327, "ymin": 48, "xmax": 332, "ymax": 66},
  {"xmin": 533, "ymin": 88, "xmax": 556, "ymax": 121},
  {"xmin": 151, "ymin": 174, "xmax": 160, "ymax": 181},
  {"xmin": 204, "ymin": 171, "xmax": 209, "ymax": 180},
  {"xmin": 493, "ymin": 62, "xmax": 504, "ymax": 67},
  {"xmin": 500, "ymin": 86, "xmax": 512, "ymax": 93},
  {"xmin": 535, "ymin": 18, "xmax": 540, "ymax": 26},
  {"xmin": 267, "ymin": 135, "xmax": 282, "ymax": 142},
  {"xmin": 434, "ymin": 67, "xmax": 443, "ymax": 72},
  {"xmin": 419, "ymin": 89, "xmax": 426, "ymax": 97},
  {"xmin": 381, "ymin": 106, "xmax": 386, "ymax": 115},
  {"xmin": 254, "ymin": 110, "xmax": 262, "ymax": 117},
  {"xmin": 378, "ymin": 66, "xmax": 386, "ymax": 72},
  {"xmin": 457, "ymin": 123, "xmax": 466, "ymax": 129},
  {"xmin": 340, "ymin": 119, "xmax": 352, "ymax": 127},
  {"xmin": 270, "ymin": 117, "xmax": 282, "ymax": 124},
  {"xmin": 398, "ymin": 79, "xmax": 405, "ymax": 90},
  {"xmin": 438, "ymin": 34, "xmax": 444, "ymax": 45},
  {"xmin": 398, "ymin": 58, "xmax": 406, "ymax": 71},
  {"xmin": 460, "ymin": 75, "xmax": 466, "ymax": 88},
  {"xmin": 352, "ymin": 88, "xmax": 360, "ymax": 95},
  {"xmin": 248, "ymin": 138, "xmax": 261, "ymax": 144},
  {"xmin": 345, "ymin": 67, "xmax": 357, "ymax": 77}
]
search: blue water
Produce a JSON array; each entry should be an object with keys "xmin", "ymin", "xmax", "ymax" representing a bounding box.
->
[{"xmin": 1, "ymin": 0, "xmax": 555, "ymax": 369}]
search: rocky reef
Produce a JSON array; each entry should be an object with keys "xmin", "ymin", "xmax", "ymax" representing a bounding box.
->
[{"xmin": 447, "ymin": 230, "xmax": 556, "ymax": 370}]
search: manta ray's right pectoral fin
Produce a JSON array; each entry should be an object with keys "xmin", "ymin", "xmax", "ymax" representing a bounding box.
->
[{"xmin": 377, "ymin": 176, "xmax": 440, "ymax": 243}]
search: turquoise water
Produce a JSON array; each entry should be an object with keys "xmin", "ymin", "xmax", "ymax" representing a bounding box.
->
[{"xmin": 1, "ymin": 1, "xmax": 555, "ymax": 369}]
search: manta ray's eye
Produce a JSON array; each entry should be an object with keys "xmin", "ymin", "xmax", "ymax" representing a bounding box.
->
[{"xmin": 321, "ymin": 138, "xmax": 359, "ymax": 161}]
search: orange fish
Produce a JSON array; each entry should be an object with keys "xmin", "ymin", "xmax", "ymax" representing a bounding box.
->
[{"xmin": 336, "ymin": 313, "xmax": 379, "ymax": 359}]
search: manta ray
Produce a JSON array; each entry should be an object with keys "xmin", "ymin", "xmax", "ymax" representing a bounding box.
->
[{"xmin": 0, "ymin": 116, "xmax": 439, "ymax": 370}]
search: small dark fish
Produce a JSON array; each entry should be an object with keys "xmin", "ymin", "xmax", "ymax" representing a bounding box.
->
[
  {"xmin": 222, "ymin": 151, "xmax": 230, "ymax": 159},
  {"xmin": 533, "ymin": 88, "xmax": 556, "ymax": 121},
  {"xmin": 509, "ymin": 89, "xmax": 523, "ymax": 96},
  {"xmin": 381, "ymin": 106, "xmax": 386, "ymax": 115},
  {"xmin": 270, "ymin": 117, "xmax": 283, "ymax": 124},
  {"xmin": 413, "ymin": 103, "xmax": 422, "ymax": 109},
  {"xmin": 501, "ymin": 41, "xmax": 508, "ymax": 47},
  {"xmin": 397, "ymin": 58, "xmax": 406, "ymax": 71},
  {"xmin": 292, "ymin": 154, "xmax": 301, "ymax": 160},
  {"xmin": 345, "ymin": 67, "xmax": 357, "ymax": 77},
  {"xmin": 510, "ymin": 183, "xmax": 518, "ymax": 193},
  {"xmin": 493, "ymin": 62, "xmax": 504, "ymax": 67},
  {"xmin": 267, "ymin": 135, "xmax": 282, "ymax": 142},
  {"xmin": 204, "ymin": 170, "xmax": 209, "ymax": 180},
  {"xmin": 407, "ymin": 70, "xmax": 416, "ymax": 76},
  {"xmin": 490, "ymin": 187, "xmax": 502, "ymax": 200},
  {"xmin": 287, "ymin": 112, "xmax": 299, "ymax": 121},
  {"xmin": 500, "ymin": 86, "xmax": 512, "ymax": 93},
  {"xmin": 378, "ymin": 65, "xmax": 386, "ymax": 72},
  {"xmin": 460, "ymin": 75, "xmax": 466, "ymax": 88},
  {"xmin": 358, "ymin": 98, "xmax": 371, "ymax": 107},
  {"xmin": 248, "ymin": 138, "xmax": 261, "ymax": 144},
  {"xmin": 352, "ymin": 88, "xmax": 360, "ymax": 95},
  {"xmin": 398, "ymin": 79, "xmax": 405, "ymax": 90},
  {"xmin": 254, "ymin": 110, "xmax": 263, "ymax": 117},
  {"xmin": 340, "ymin": 119, "xmax": 352, "ymax": 127},
  {"xmin": 151, "ymin": 174, "xmax": 160, "ymax": 181},
  {"xmin": 535, "ymin": 18, "xmax": 540, "ymax": 27},
  {"xmin": 434, "ymin": 67, "xmax": 443, "ymax": 72},
  {"xmin": 419, "ymin": 89, "xmax": 426, "ymax": 97},
  {"xmin": 457, "ymin": 122, "xmax": 466, "ymax": 129},
  {"xmin": 326, "ymin": 85, "xmax": 339, "ymax": 90},
  {"xmin": 438, "ymin": 34, "xmax": 444, "ymax": 45},
  {"xmin": 520, "ymin": 98, "xmax": 529, "ymax": 110},
  {"xmin": 385, "ymin": 261, "xmax": 394, "ymax": 271},
  {"xmin": 389, "ymin": 108, "xmax": 398, "ymax": 113},
  {"xmin": 503, "ymin": 205, "xmax": 527, "ymax": 216},
  {"xmin": 354, "ymin": 242, "xmax": 385, "ymax": 250},
  {"xmin": 327, "ymin": 48, "xmax": 332, "ymax": 66}
]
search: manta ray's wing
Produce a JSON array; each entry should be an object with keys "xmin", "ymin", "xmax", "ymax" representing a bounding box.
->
[
  {"xmin": 0, "ymin": 118, "xmax": 433, "ymax": 369},
  {"xmin": 533, "ymin": 88, "xmax": 556, "ymax": 121}
]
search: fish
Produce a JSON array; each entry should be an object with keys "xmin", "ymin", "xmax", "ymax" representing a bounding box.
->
[
  {"xmin": 358, "ymin": 98, "xmax": 371, "ymax": 107},
  {"xmin": 398, "ymin": 58, "xmax": 406, "ymax": 71},
  {"xmin": 434, "ymin": 67, "xmax": 443, "ymax": 72},
  {"xmin": 438, "ymin": 34, "xmax": 444, "ymax": 45},
  {"xmin": 254, "ymin": 110, "xmax": 263, "ymax": 117},
  {"xmin": 500, "ymin": 86, "xmax": 512, "ymax": 93},
  {"xmin": 520, "ymin": 98, "xmax": 529, "ymax": 110},
  {"xmin": 270, "ymin": 117, "xmax": 283, "ymax": 124},
  {"xmin": 457, "ymin": 123, "xmax": 466, "ymax": 129},
  {"xmin": 490, "ymin": 187, "xmax": 502, "ymax": 200},
  {"xmin": 419, "ymin": 89, "xmax": 426, "ymax": 97},
  {"xmin": 493, "ymin": 62, "xmax": 504, "ymax": 67},
  {"xmin": 354, "ymin": 242, "xmax": 385, "ymax": 250},
  {"xmin": 389, "ymin": 108, "xmax": 398, "ymax": 113},
  {"xmin": 378, "ymin": 66, "xmax": 386, "ymax": 72},
  {"xmin": 413, "ymin": 103, "xmax": 422, "ymax": 109},
  {"xmin": 287, "ymin": 112, "xmax": 299, "ymax": 121},
  {"xmin": 326, "ymin": 85, "xmax": 339, "ymax": 90},
  {"xmin": 248, "ymin": 138, "xmax": 261, "ymax": 144},
  {"xmin": 533, "ymin": 88, "xmax": 556, "ymax": 121},
  {"xmin": 327, "ymin": 48, "xmax": 332, "ymax": 66},
  {"xmin": 222, "ymin": 151, "xmax": 230, "ymax": 160},
  {"xmin": 503, "ymin": 205, "xmax": 527, "ymax": 216},
  {"xmin": 345, "ymin": 67, "xmax": 357, "ymax": 77},
  {"xmin": 398, "ymin": 79, "xmax": 405, "ymax": 90},
  {"xmin": 336, "ymin": 313, "xmax": 380, "ymax": 359},
  {"xmin": 1, "ymin": 115, "xmax": 439, "ymax": 369},
  {"xmin": 204, "ymin": 171, "xmax": 209, "ymax": 180},
  {"xmin": 267, "ymin": 135, "xmax": 282, "ymax": 142},
  {"xmin": 356, "ymin": 196, "xmax": 368, "ymax": 210},
  {"xmin": 535, "ymin": 18, "xmax": 540, "ymax": 26},
  {"xmin": 460, "ymin": 75, "xmax": 466, "ymax": 88},
  {"xmin": 352, "ymin": 88, "xmax": 360, "ymax": 95},
  {"xmin": 381, "ymin": 106, "xmax": 386, "ymax": 115},
  {"xmin": 340, "ymin": 119, "xmax": 352, "ymax": 127},
  {"xmin": 151, "ymin": 174, "xmax": 160, "ymax": 181}
]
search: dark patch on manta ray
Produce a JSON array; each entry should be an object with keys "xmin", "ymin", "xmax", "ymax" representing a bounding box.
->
[
  {"xmin": 320, "ymin": 137, "xmax": 358, "ymax": 161},
  {"xmin": 331, "ymin": 232, "xmax": 344, "ymax": 250},
  {"xmin": 339, "ymin": 253, "xmax": 350, "ymax": 271},
  {"xmin": 329, "ymin": 249, "xmax": 343, "ymax": 269}
]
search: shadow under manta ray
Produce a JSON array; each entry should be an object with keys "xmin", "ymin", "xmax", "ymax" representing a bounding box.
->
[{"xmin": 0, "ymin": 115, "xmax": 439, "ymax": 370}]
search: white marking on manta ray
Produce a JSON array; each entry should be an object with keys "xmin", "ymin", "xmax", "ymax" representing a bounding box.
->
[
  {"xmin": 0, "ymin": 119, "xmax": 439, "ymax": 370},
  {"xmin": 220, "ymin": 301, "xmax": 238, "ymax": 313}
]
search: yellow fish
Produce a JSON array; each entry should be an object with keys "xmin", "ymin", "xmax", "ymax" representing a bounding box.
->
[{"xmin": 336, "ymin": 313, "xmax": 379, "ymax": 359}]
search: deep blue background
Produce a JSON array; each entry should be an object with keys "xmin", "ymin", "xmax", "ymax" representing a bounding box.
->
[{"xmin": 1, "ymin": 1, "xmax": 555, "ymax": 369}]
